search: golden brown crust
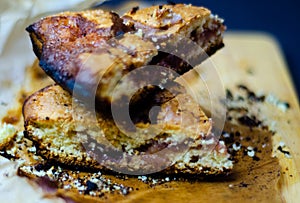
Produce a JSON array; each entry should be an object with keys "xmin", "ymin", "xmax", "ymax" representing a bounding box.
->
[
  {"xmin": 122, "ymin": 4, "xmax": 225, "ymax": 60},
  {"xmin": 23, "ymin": 85, "xmax": 73, "ymax": 122},
  {"xmin": 26, "ymin": 10, "xmax": 130, "ymax": 58},
  {"xmin": 27, "ymin": 11, "xmax": 158, "ymax": 104},
  {"xmin": 23, "ymin": 85, "xmax": 102, "ymax": 168},
  {"xmin": 26, "ymin": 9, "xmax": 137, "ymax": 104},
  {"xmin": 26, "ymin": 5, "xmax": 225, "ymax": 106},
  {"xmin": 123, "ymin": 4, "xmax": 210, "ymax": 30},
  {"xmin": 157, "ymin": 93, "xmax": 211, "ymax": 132},
  {"xmin": 23, "ymin": 85, "xmax": 232, "ymax": 175}
]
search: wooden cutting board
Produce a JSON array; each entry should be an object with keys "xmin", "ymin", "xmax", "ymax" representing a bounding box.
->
[
  {"xmin": 212, "ymin": 32, "xmax": 300, "ymax": 202},
  {"xmin": 0, "ymin": 32, "xmax": 300, "ymax": 203}
]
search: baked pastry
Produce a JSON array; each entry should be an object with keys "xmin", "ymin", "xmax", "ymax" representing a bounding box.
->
[
  {"xmin": 26, "ymin": 9, "xmax": 156, "ymax": 104},
  {"xmin": 26, "ymin": 5, "xmax": 225, "ymax": 104},
  {"xmin": 122, "ymin": 4, "xmax": 226, "ymax": 63},
  {"xmin": 23, "ymin": 84, "xmax": 232, "ymax": 175},
  {"xmin": 24, "ymin": 3, "xmax": 231, "ymax": 175},
  {"xmin": 122, "ymin": 4, "xmax": 225, "ymax": 73}
]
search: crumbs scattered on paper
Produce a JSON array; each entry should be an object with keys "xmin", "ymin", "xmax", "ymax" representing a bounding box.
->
[
  {"xmin": 266, "ymin": 94, "xmax": 290, "ymax": 112},
  {"xmin": 276, "ymin": 141, "xmax": 292, "ymax": 158}
]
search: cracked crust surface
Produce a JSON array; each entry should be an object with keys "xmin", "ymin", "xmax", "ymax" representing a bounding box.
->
[
  {"xmin": 26, "ymin": 11, "xmax": 157, "ymax": 104},
  {"xmin": 123, "ymin": 4, "xmax": 211, "ymax": 33},
  {"xmin": 122, "ymin": 4, "xmax": 225, "ymax": 53},
  {"xmin": 23, "ymin": 85, "xmax": 232, "ymax": 175},
  {"xmin": 26, "ymin": 5, "xmax": 225, "ymax": 105}
]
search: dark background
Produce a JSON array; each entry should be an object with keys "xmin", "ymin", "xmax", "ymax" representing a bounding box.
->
[{"xmin": 103, "ymin": 0, "xmax": 300, "ymax": 99}]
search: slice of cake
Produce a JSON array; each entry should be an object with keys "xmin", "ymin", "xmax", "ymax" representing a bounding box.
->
[
  {"xmin": 122, "ymin": 4, "xmax": 225, "ymax": 56},
  {"xmin": 26, "ymin": 5, "xmax": 225, "ymax": 105},
  {"xmin": 23, "ymin": 84, "xmax": 232, "ymax": 175}
]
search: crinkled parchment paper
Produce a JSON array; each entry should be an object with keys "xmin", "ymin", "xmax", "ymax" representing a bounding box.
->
[{"xmin": 0, "ymin": 1, "xmax": 107, "ymax": 202}]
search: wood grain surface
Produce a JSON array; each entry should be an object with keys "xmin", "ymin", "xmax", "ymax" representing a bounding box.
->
[{"xmin": 212, "ymin": 32, "xmax": 300, "ymax": 202}]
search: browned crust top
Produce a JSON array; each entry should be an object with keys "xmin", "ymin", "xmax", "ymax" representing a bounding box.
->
[
  {"xmin": 23, "ymin": 85, "xmax": 73, "ymax": 123},
  {"xmin": 27, "ymin": 9, "xmax": 128, "ymax": 52},
  {"xmin": 123, "ymin": 4, "xmax": 211, "ymax": 29}
]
